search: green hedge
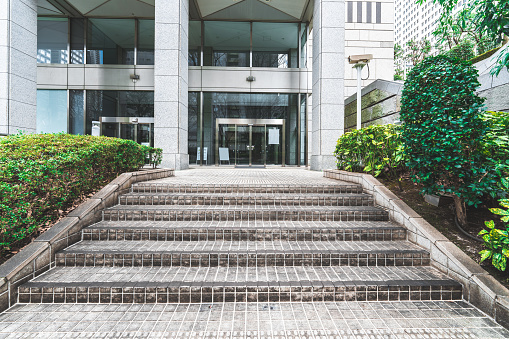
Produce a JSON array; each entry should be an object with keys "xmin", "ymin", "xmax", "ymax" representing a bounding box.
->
[
  {"xmin": 334, "ymin": 124, "xmax": 406, "ymax": 179},
  {"xmin": 0, "ymin": 134, "xmax": 151, "ymax": 251}
]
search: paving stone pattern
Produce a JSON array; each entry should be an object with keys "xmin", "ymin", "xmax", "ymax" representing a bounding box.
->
[{"xmin": 1, "ymin": 168, "xmax": 508, "ymax": 338}]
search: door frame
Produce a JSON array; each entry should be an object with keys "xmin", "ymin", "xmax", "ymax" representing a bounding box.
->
[
  {"xmin": 215, "ymin": 118, "xmax": 286, "ymax": 167},
  {"xmin": 99, "ymin": 117, "xmax": 154, "ymax": 146}
]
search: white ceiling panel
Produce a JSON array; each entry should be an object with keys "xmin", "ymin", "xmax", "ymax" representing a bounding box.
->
[
  {"xmin": 38, "ymin": 0, "xmax": 64, "ymax": 15},
  {"xmin": 258, "ymin": 0, "xmax": 307, "ymax": 19},
  {"xmin": 196, "ymin": 0, "xmax": 246, "ymax": 17},
  {"xmin": 66, "ymin": 0, "xmax": 108, "ymax": 15},
  {"xmin": 86, "ymin": 0, "xmax": 154, "ymax": 17}
]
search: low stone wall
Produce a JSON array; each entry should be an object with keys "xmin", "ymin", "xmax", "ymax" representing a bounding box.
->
[
  {"xmin": 344, "ymin": 79, "xmax": 403, "ymax": 132},
  {"xmin": 0, "ymin": 168, "xmax": 174, "ymax": 312},
  {"xmin": 324, "ymin": 169, "xmax": 509, "ymax": 329}
]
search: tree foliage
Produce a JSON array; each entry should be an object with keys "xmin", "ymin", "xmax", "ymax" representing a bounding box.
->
[
  {"xmin": 404, "ymin": 38, "xmax": 433, "ymax": 66},
  {"xmin": 400, "ymin": 55, "xmax": 496, "ymax": 226},
  {"xmin": 420, "ymin": 0, "xmax": 509, "ymax": 75}
]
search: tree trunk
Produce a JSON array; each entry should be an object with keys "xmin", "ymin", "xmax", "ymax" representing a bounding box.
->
[{"xmin": 453, "ymin": 195, "xmax": 468, "ymax": 228}]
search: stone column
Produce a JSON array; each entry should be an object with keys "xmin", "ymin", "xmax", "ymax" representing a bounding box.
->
[
  {"xmin": 311, "ymin": 0, "xmax": 345, "ymax": 170},
  {"xmin": 0, "ymin": 0, "xmax": 37, "ymax": 135},
  {"xmin": 154, "ymin": 0, "xmax": 189, "ymax": 170}
]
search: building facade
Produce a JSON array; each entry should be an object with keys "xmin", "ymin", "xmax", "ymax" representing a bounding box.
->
[{"xmin": 1, "ymin": 0, "xmax": 393, "ymax": 170}]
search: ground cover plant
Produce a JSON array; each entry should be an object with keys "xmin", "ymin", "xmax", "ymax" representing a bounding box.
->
[
  {"xmin": 334, "ymin": 124, "xmax": 407, "ymax": 186},
  {"xmin": 0, "ymin": 133, "xmax": 159, "ymax": 255}
]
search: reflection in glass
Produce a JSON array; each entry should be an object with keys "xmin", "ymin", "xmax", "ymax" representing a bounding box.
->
[
  {"xmin": 37, "ymin": 18, "xmax": 68, "ymax": 64},
  {"xmin": 138, "ymin": 20, "xmax": 155, "ymax": 65},
  {"xmin": 204, "ymin": 22, "xmax": 250, "ymax": 67},
  {"xmin": 37, "ymin": 90, "xmax": 67, "ymax": 133},
  {"xmin": 300, "ymin": 95, "xmax": 307, "ymax": 165},
  {"xmin": 189, "ymin": 21, "xmax": 201, "ymax": 66},
  {"xmin": 300, "ymin": 24, "xmax": 308, "ymax": 68},
  {"xmin": 188, "ymin": 92, "xmax": 201, "ymax": 164},
  {"xmin": 70, "ymin": 19, "xmax": 84, "ymax": 64},
  {"xmin": 85, "ymin": 91, "xmax": 154, "ymax": 134},
  {"xmin": 201, "ymin": 93, "xmax": 302, "ymax": 165},
  {"xmin": 252, "ymin": 23, "xmax": 298, "ymax": 68},
  {"xmin": 70, "ymin": 90, "xmax": 84, "ymax": 135},
  {"xmin": 87, "ymin": 19, "xmax": 135, "ymax": 65}
]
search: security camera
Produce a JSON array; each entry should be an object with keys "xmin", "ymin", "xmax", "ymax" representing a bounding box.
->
[{"xmin": 348, "ymin": 54, "xmax": 373, "ymax": 64}]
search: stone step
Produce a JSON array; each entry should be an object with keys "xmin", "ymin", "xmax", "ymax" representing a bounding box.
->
[
  {"xmin": 131, "ymin": 183, "xmax": 364, "ymax": 194},
  {"xmin": 18, "ymin": 266, "xmax": 462, "ymax": 304},
  {"xmin": 118, "ymin": 193, "xmax": 374, "ymax": 207},
  {"xmin": 102, "ymin": 205, "xmax": 389, "ymax": 222},
  {"xmin": 56, "ymin": 240, "xmax": 428, "ymax": 267},
  {"xmin": 83, "ymin": 221, "xmax": 407, "ymax": 242}
]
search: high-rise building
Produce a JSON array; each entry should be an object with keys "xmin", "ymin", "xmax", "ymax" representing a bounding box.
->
[
  {"xmin": 395, "ymin": 0, "xmax": 469, "ymax": 52},
  {"xmin": 1, "ymin": 0, "xmax": 395, "ymax": 170}
]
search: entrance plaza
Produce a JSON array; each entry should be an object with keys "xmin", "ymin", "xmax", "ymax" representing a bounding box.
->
[{"xmin": 1, "ymin": 168, "xmax": 508, "ymax": 338}]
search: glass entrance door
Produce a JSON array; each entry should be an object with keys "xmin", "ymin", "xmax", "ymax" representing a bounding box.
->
[
  {"xmin": 216, "ymin": 119, "xmax": 285, "ymax": 167},
  {"xmin": 99, "ymin": 117, "xmax": 154, "ymax": 147}
]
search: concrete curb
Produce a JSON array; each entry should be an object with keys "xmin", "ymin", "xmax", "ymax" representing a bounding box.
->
[
  {"xmin": 0, "ymin": 168, "xmax": 174, "ymax": 312},
  {"xmin": 324, "ymin": 169, "xmax": 509, "ymax": 328}
]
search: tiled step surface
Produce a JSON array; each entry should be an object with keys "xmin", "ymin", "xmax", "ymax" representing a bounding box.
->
[
  {"xmin": 18, "ymin": 266, "xmax": 462, "ymax": 304},
  {"xmin": 103, "ymin": 205, "xmax": 389, "ymax": 222},
  {"xmin": 83, "ymin": 220, "xmax": 407, "ymax": 241},
  {"xmin": 3, "ymin": 302, "xmax": 509, "ymax": 338},
  {"xmin": 131, "ymin": 183, "xmax": 364, "ymax": 194},
  {"xmin": 56, "ymin": 240, "xmax": 429, "ymax": 267},
  {"xmin": 119, "ymin": 193, "xmax": 374, "ymax": 206}
]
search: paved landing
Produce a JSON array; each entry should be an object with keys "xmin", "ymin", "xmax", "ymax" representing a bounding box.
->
[{"xmin": 1, "ymin": 301, "xmax": 508, "ymax": 338}]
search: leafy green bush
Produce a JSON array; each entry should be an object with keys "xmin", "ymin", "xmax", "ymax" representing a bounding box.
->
[
  {"xmin": 479, "ymin": 178, "xmax": 509, "ymax": 271},
  {"xmin": 400, "ymin": 55, "xmax": 496, "ymax": 227},
  {"xmin": 447, "ymin": 39, "xmax": 476, "ymax": 61},
  {"xmin": 0, "ymin": 134, "xmax": 149, "ymax": 251},
  {"xmin": 334, "ymin": 124, "xmax": 406, "ymax": 180},
  {"xmin": 483, "ymin": 111, "xmax": 509, "ymax": 179},
  {"xmin": 142, "ymin": 146, "xmax": 163, "ymax": 168}
]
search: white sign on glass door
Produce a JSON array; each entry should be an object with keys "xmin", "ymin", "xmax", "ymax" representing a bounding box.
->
[{"xmin": 268, "ymin": 128, "xmax": 280, "ymax": 145}]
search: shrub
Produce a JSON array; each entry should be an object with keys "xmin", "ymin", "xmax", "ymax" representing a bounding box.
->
[
  {"xmin": 0, "ymin": 134, "xmax": 150, "ymax": 251},
  {"xmin": 447, "ymin": 39, "xmax": 476, "ymax": 61},
  {"xmin": 400, "ymin": 55, "xmax": 496, "ymax": 227},
  {"xmin": 479, "ymin": 178, "xmax": 509, "ymax": 271},
  {"xmin": 483, "ymin": 111, "xmax": 509, "ymax": 180},
  {"xmin": 334, "ymin": 124, "xmax": 406, "ymax": 181}
]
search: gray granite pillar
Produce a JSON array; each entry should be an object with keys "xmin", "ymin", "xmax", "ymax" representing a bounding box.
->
[
  {"xmin": 154, "ymin": 0, "xmax": 189, "ymax": 170},
  {"xmin": 311, "ymin": 0, "xmax": 345, "ymax": 170},
  {"xmin": 0, "ymin": 0, "xmax": 37, "ymax": 135}
]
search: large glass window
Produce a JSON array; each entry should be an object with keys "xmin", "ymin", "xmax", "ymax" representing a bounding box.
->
[
  {"xmin": 204, "ymin": 22, "xmax": 250, "ymax": 67},
  {"xmin": 70, "ymin": 90, "xmax": 85, "ymax": 135},
  {"xmin": 87, "ymin": 19, "xmax": 135, "ymax": 65},
  {"xmin": 188, "ymin": 92, "xmax": 201, "ymax": 164},
  {"xmin": 137, "ymin": 20, "xmax": 155, "ymax": 65},
  {"xmin": 37, "ymin": 18, "xmax": 68, "ymax": 64},
  {"xmin": 70, "ymin": 19, "xmax": 84, "ymax": 64},
  {"xmin": 300, "ymin": 24, "xmax": 308, "ymax": 68},
  {"xmin": 189, "ymin": 21, "xmax": 202, "ymax": 66},
  {"xmin": 252, "ymin": 23, "xmax": 299, "ymax": 68},
  {"xmin": 85, "ymin": 91, "xmax": 154, "ymax": 134},
  {"xmin": 37, "ymin": 90, "xmax": 68, "ymax": 133},
  {"xmin": 199, "ymin": 93, "xmax": 302, "ymax": 165}
]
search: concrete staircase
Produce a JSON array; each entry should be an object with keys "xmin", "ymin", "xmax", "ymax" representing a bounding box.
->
[{"xmin": 18, "ymin": 180, "xmax": 462, "ymax": 306}]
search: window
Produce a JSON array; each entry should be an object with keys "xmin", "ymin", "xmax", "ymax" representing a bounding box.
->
[
  {"xmin": 203, "ymin": 21, "xmax": 250, "ymax": 67},
  {"xmin": 37, "ymin": 18, "xmax": 68, "ymax": 64},
  {"xmin": 137, "ymin": 20, "xmax": 154, "ymax": 65},
  {"xmin": 189, "ymin": 21, "xmax": 202, "ymax": 66},
  {"xmin": 37, "ymin": 90, "xmax": 68, "ymax": 133},
  {"xmin": 87, "ymin": 19, "xmax": 135, "ymax": 65},
  {"xmin": 252, "ymin": 23, "xmax": 299, "ymax": 68}
]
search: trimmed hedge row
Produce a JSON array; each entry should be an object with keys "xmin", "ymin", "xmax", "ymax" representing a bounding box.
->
[{"xmin": 0, "ymin": 134, "xmax": 153, "ymax": 251}]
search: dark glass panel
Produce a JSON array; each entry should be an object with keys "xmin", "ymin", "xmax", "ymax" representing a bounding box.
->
[
  {"xmin": 252, "ymin": 22, "xmax": 298, "ymax": 68},
  {"xmin": 87, "ymin": 19, "xmax": 135, "ymax": 65},
  {"xmin": 70, "ymin": 90, "xmax": 84, "ymax": 135},
  {"xmin": 203, "ymin": 22, "xmax": 250, "ymax": 67},
  {"xmin": 37, "ymin": 18, "xmax": 68, "ymax": 64},
  {"xmin": 70, "ymin": 19, "xmax": 84, "ymax": 64},
  {"xmin": 138, "ymin": 20, "xmax": 154, "ymax": 65}
]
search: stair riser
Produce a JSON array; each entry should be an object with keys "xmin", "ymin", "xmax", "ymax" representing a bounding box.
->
[
  {"xmin": 82, "ymin": 228, "xmax": 407, "ymax": 242},
  {"xmin": 131, "ymin": 185, "xmax": 364, "ymax": 194},
  {"xmin": 55, "ymin": 252, "xmax": 430, "ymax": 268},
  {"xmin": 119, "ymin": 196, "xmax": 374, "ymax": 207},
  {"xmin": 18, "ymin": 285, "xmax": 463, "ymax": 304},
  {"xmin": 102, "ymin": 211, "xmax": 389, "ymax": 222}
]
